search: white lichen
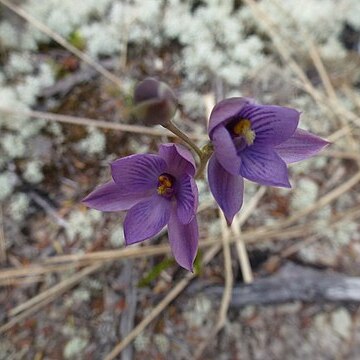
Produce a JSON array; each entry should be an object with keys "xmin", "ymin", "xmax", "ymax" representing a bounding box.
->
[
  {"xmin": 8, "ymin": 193, "xmax": 29, "ymax": 221},
  {"xmin": 183, "ymin": 295, "xmax": 212, "ymax": 327},
  {"xmin": 134, "ymin": 333, "xmax": 151, "ymax": 352},
  {"xmin": 63, "ymin": 337, "xmax": 88, "ymax": 359},
  {"xmin": 0, "ymin": 21, "xmax": 18, "ymax": 48},
  {"xmin": 66, "ymin": 209, "xmax": 102, "ymax": 241},
  {"xmin": 179, "ymin": 90, "xmax": 207, "ymax": 118},
  {"xmin": 72, "ymin": 288, "xmax": 91, "ymax": 303},
  {"xmin": 331, "ymin": 308, "xmax": 352, "ymax": 339},
  {"xmin": 110, "ymin": 224, "xmax": 124, "ymax": 247},
  {"xmin": 1, "ymin": 134, "xmax": 26, "ymax": 158},
  {"xmin": 290, "ymin": 178, "xmax": 319, "ymax": 211},
  {"xmin": 154, "ymin": 334, "xmax": 170, "ymax": 354},
  {"xmin": 23, "ymin": 161, "xmax": 44, "ymax": 184},
  {"xmin": 80, "ymin": 22, "xmax": 122, "ymax": 58},
  {"xmin": 0, "ymin": 171, "xmax": 17, "ymax": 201},
  {"xmin": 76, "ymin": 127, "xmax": 106, "ymax": 155},
  {"xmin": 6, "ymin": 52, "xmax": 34, "ymax": 77}
]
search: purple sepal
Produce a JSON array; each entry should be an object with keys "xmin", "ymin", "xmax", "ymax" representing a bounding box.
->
[
  {"xmin": 275, "ymin": 128, "xmax": 330, "ymax": 163},
  {"xmin": 207, "ymin": 155, "xmax": 244, "ymax": 224},
  {"xmin": 82, "ymin": 181, "xmax": 150, "ymax": 212},
  {"xmin": 168, "ymin": 208, "xmax": 198, "ymax": 271},
  {"xmin": 124, "ymin": 195, "xmax": 171, "ymax": 245}
]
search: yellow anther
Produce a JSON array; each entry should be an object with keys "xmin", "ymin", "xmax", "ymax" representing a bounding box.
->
[
  {"xmin": 233, "ymin": 119, "xmax": 256, "ymax": 145},
  {"xmin": 157, "ymin": 185, "xmax": 167, "ymax": 195},
  {"xmin": 157, "ymin": 174, "xmax": 174, "ymax": 196},
  {"xmin": 158, "ymin": 175, "xmax": 172, "ymax": 188}
]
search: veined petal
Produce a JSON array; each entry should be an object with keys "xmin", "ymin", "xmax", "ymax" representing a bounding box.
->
[
  {"xmin": 208, "ymin": 97, "xmax": 251, "ymax": 135},
  {"xmin": 176, "ymin": 174, "xmax": 198, "ymax": 224},
  {"xmin": 124, "ymin": 195, "xmax": 171, "ymax": 245},
  {"xmin": 207, "ymin": 155, "xmax": 244, "ymax": 225},
  {"xmin": 239, "ymin": 104, "xmax": 300, "ymax": 146},
  {"xmin": 212, "ymin": 125, "xmax": 241, "ymax": 175},
  {"xmin": 275, "ymin": 128, "xmax": 330, "ymax": 163},
  {"xmin": 168, "ymin": 208, "xmax": 198, "ymax": 271},
  {"xmin": 240, "ymin": 145, "xmax": 291, "ymax": 188},
  {"xmin": 159, "ymin": 143, "xmax": 196, "ymax": 177},
  {"xmin": 111, "ymin": 154, "xmax": 166, "ymax": 193},
  {"xmin": 82, "ymin": 181, "xmax": 150, "ymax": 212}
]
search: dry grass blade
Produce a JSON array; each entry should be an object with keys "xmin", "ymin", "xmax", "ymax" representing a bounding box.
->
[
  {"xmin": 0, "ymin": 107, "xmax": 207, "ymax": 140},
  {"xmin": 7, "ymin": 264, "xmax": 102, "ymax": 318},
  {"xmin": 270, "ymin": 0, "xmax": 359, "ymax": 160},
  {"xmin": 233, "ymin": 223, "xmax": 253, "ymax": 284},
  {"xmin": 0, "ymin": 206, "xmax": 6, "ymax": 264},
  {"xmin": 103, "ymin": 245, "xmax": 221, "ymax": 360},
  {"xmin": 279, "ymin": 170, "xmax": 360, "ymax": 228},
  {"xmin": 323, "ymin": 150, "xmax": 360, "ymax": 161},
  {"xmin": 232, "ymin": 186, "xmax": 266, "ymax": 283},
  {"xmin": 1, "ymin": 178, "xmax": 359, "ymax": 285},
  {"xmin": 0, "ymin": 0, "xmax": 123, "ymax": 88},
  {"xmin": 327, "ymin": 126, "xmax": 353, "ymax": 142},
  {"xmin": 0, "ymin": 276, "xmax": 45, "ymax": 287},
  {"xmin": 0, "ymin": 107, "xmax": 207, "ymax": 139},
  {"xmin": 342, "ymin": 84, "xmax": 360, "ymax": 111},
  {"xmin": 242, "ymin": 0, "xmax": 360, "ymax": 128},
  {"xmin": 0, "ymin": 292, "xmax": 59, "ymax": 334},
  {"xmin": 264, "ymin": 205, "xmax": 360, "ymax": 271},
  {"xmin": 194, "ymin": 214, "xmax": 233, "ymax": 359}
]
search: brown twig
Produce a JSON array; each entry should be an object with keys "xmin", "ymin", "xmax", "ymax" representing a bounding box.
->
[{"xmin": 0, "ymin": 107, "xmax": 207, "ymax": 141}]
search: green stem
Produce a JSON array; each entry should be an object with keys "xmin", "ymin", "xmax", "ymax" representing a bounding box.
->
[
  {"xmin": 163, "ymin": 121, "xmax": 203, "ymax": 161},
  {"xmin": 195, "ymin": 143, "xmax": 213, "ymax": 179}
]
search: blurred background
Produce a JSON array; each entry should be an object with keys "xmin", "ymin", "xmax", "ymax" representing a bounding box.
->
[{"xmin": 0, "ymin": 0, "xmax": 360, "ymax": 359}]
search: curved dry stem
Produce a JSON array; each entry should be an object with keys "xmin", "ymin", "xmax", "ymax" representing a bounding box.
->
[{"xmin": 163, "ymin": 121, "xmax": 204, "ymax": 160}]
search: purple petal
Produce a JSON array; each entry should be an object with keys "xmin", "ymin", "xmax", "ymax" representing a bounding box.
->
[
  {"xmin": 212, "ymin": 125, "xmax": 241, "ymax": 175},
  {"xmin": 176, "ymin": 175, "xmax": 198, "ymax": 224},
  {"xmin": 168, "ymin": 208, "xmax": 198, "ymax": 271},
  {"xmin": 208, "ymin": 97, "xmax": 251, "ymax": 135},
  {"xmin": 124, "ymin": 195, "xmax": 171, "ymax": 245},
  {"xmin": 240, "ymin": 145, "xmax": 291, "ymax": 187},
  {"xmin": 239, "ymin": 104, "xmax": 300, "ymax": 146},
  {"xmin": 275, "ymin": 128, "xmax": 330, "ymax": 163},
  {"xmin": 207, "ymin": 155, "xmax": 244, "ymax": 225},
  {"xmin": 111, "ymin": 154, "xmax": 166, "ymax": 194},
  {"xmin": 82, "ymin": 181, "xmax": 150, "ymax": 212},
  {"xmin": 159, "ymin": 143, "xmax": 196, "ymax": 177}
]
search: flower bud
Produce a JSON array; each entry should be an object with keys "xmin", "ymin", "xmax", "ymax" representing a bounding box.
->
[{"xmin": 133, "ymin": 78, "xmax": 178, "ymax": 126}]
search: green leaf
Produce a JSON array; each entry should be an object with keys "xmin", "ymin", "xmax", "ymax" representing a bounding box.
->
[
  {"xmin": 68, "ymin": 31, "xmax": 86, "ymax": 50},
  {"xmin": 193, "ymin": 250, "xmax": 202, "ymax": 275},
  {"xmin": 138, "ymin": 258, "xmax": 175, "ymax": 287}
]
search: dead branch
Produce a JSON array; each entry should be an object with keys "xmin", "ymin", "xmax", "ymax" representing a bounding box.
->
[{"xmin": 202, "ymin": 262, "xmax": 360, "ymax": 306}]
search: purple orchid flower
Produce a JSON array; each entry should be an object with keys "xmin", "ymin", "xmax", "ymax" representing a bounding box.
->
[
  {"xmin": 207, "ymin": 97, "xmax": 329, "ymax": 224},
  {"xmin": 83, "ymin": 143, "xmax": 198, "ymax": 271}
]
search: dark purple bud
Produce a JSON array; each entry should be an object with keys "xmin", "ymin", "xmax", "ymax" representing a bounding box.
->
[{"xmin": 133, "ymin": 78, "xmax": 178, "ymax": 126}]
